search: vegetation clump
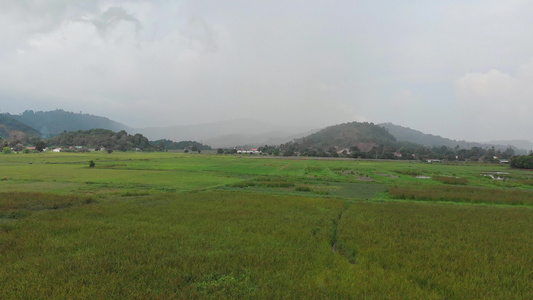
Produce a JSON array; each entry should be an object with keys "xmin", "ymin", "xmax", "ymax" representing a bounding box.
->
[
  {"xmin": 0, "ymin": 192, "xmax": 96, "ymax": 219},
  {"xmin": 432, "ymin": 175, "xmax": 468, "ymax": 185}
]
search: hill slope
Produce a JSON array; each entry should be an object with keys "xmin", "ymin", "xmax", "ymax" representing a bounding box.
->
[
  {"xmin": 0, "ymin": 115, "xmax": 41, "ymax": 141},
  {"xmin": 3, "ymin": 110, "xmax": 132, "ymax": 137},
  {"xmin": 378, "ymin": 123, "xmax": 531, "ymax": 153},
  {"xmin": 378, "ymin": 123, "xmax": 468, "ymax": 148}
]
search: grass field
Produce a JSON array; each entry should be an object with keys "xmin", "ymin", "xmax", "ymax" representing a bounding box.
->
[{"xmin": 1, "ymin": 152, "xmax": 532, "ymax": 298}]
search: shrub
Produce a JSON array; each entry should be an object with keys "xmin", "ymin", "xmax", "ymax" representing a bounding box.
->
[
  {"xmin": 89, "ymin": 160, "xmax": 95, "ymax": 168},
  {"xmin": 2, "ymin": 147, "xmax": 12, "ymax": 154}
]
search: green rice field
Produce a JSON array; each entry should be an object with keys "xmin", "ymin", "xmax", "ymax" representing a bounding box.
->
[{"xmin": 1, "ymin": 152, "xmax": 532, "ymax": 298}]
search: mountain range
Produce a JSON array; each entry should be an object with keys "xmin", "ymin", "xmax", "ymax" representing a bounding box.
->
[{"xmin": 2, "ymin": 110, "xmax": 531, "ymax": 152}]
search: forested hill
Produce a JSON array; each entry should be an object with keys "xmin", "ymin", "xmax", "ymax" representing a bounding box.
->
[
  {"xmin": 0, "ymin": 115, "xmax": 40, "ymax": 140},
  {"xmin": 3, "ymin": 110, "xmax": 132, "ymax": 137},
  {"xmin": 283, "ymin": 121, "xmax": 397, "ymax": 153}
]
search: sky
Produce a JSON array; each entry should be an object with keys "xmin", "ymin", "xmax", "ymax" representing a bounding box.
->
[{"xmin": 1, "ymin": 0, "xmax": 533, "ymax": 142}]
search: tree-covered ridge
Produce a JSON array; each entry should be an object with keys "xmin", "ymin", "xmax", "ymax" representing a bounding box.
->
[
  {"xmin": 3, "ymin": 109, "xmax": 130, "ymax": 137},
  {"xmin": 0, "ymin": 115, "xmax": 41, "ymax": 139},
  {"xmin": 45, "ymin": 129, "xmax": 153, "ymax": 151},
  {"xmin": 151, "ymin": 139, "xmax": 212, "ymax": 151}
]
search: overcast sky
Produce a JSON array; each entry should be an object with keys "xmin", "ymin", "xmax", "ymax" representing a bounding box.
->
[{"xmin": 1, "ymin": 0, "xmax": 532, "ymax": 142}]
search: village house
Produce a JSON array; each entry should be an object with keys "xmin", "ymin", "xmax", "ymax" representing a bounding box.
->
[{"xmin": 237, "ymin": 148, "xmax": 262, "ymax": 154}]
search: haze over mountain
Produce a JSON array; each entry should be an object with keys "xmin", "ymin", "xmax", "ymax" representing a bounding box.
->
[
  {"xmin": 487, "ymin": 140, "xmax": 533, "ymax": 152},
  {"xmin": 136, "ymin": 119, "xmax": 318, "ymax": 148},
  {"xmin": 2, "ymin": 110, "xmax": 132, "ymax": 138}
]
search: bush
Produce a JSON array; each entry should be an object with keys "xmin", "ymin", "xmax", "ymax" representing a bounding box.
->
[
  {"xmin": 2, "ymin": 147, "xmax": 12, "ymax": 154},
  {"xmin": 89, "ymin": 160, "xmax": 95, "ymax": 168}
]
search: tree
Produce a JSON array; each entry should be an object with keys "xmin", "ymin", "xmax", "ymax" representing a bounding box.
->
[
  {"xmin": 34, "ymin": 141, "xmax": 47, "ymax": 152},
  {"xmin": 501, "ymin": 147, "xmax": 515, "ymax": 159},
  {"xmin": 13, "ymin": 143, "xmax": 24, "ymax": 152},
  {"xmin": 2, "ymin": 147, "xmax": 12, "ymax": 154},
  {"xmin": 89, "ymin": 160, "xmax": 95, "ymax": 167},
  {"xmin": 217, "ymin": 148, "xmax": 224, "ymax": 154},
  {"xmin": 511, "ymin": 154, "xmax": 533, "ymax": 169}
]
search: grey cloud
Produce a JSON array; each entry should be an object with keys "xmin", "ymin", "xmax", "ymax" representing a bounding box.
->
[
  {"xmin": 90, "ymin": 6, "xmax": 143, "ymax": 36},
  {"xmin": 1, "ymin": 1, "xmax": 533, "ymax": 142},
  {"xmin": 185, "ymin": 16, "xmax": 218, "ymax": 52}
]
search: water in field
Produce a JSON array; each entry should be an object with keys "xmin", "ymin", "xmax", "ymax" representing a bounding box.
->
[{"xmin": 481, "ymin": 172, "xmax": 509, "ymax": 181}]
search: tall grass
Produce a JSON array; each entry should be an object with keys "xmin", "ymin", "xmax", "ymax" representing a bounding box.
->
[
  {"xmin": 0, "ymin": 191, "xmax": 346, "ymax": 298},
  {"xmin": 388, "ymin": 185, "xmax": 533, "ymax": 206},
  {"xmin": 1, "ymin": 153, "xmax": 533, "ymax": 297},
  {"xmin": 337, "ymin": 202, "xmax": 533, "ymax": 299}
]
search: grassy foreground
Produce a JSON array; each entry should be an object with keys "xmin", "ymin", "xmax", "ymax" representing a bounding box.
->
[{"xmin": 1, "ymin": 152, "xmax": 532, "ymax": 298}]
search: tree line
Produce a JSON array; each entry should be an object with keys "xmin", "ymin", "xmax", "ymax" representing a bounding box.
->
[
  {"xmin": 276, "ymin": 141, "xmax": 516, "ymax": 162},
  {"xmin": 44, "ymin": 129, "xmax": 153, "ymax": 152}
]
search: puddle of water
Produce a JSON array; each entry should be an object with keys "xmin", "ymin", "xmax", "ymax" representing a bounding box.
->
[
  {"xmin": 481, "ymin": 172, "xmax": 509, "ymax": 181},
  {"xmin": 483, "ymin": 174, "xmax": 504, "ymax": 181}
]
